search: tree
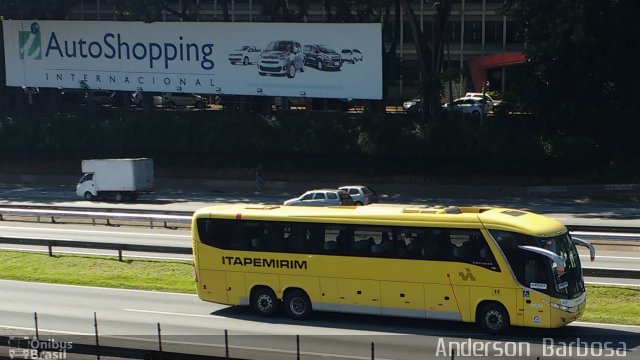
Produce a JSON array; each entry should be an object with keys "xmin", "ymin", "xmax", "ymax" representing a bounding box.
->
[
  {"xmin": 400, "ymin": 0, "xmax": 452, "ymax": 121},
  {"xmin": 503, "ymin": 0, "xmax": 640, "ymax": 161},
  {"xmin": 113, "ymin": 0, "xmax": 199, "ymax": 22},
  {"xmin": 0, "ymin": 0, "xmax": 80, "ymax": 20}
]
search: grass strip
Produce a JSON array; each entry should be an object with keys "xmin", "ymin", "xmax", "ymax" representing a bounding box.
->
[
  {"xmin": 1, "ymin": 250, "xmax": 639, "ymax": 325},
  {"xmin": 0, "ymin": 250, "xmax": 195, "ymax": 293}
]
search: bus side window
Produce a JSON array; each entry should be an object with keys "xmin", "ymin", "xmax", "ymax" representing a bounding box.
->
[
  {"xmin": 371, "ymin": 230, "xmax": 394, "ymax": 256},
  {"xmin": 265, "ymin": 222, "xmax": 286, "ymax": 252},
  {"xmin": 243, "ymin": 222, "xmax": 263, "ymax": 250},
  {"xmin": 229, "ymin": 222, "xmax": 248, "ymax": 250},
  {"xmin": 353, "ymin": 227, "xmax": 378, "ymax": 255},
  {"xmin": 308, "ymin": 224, "xmax": 325, "ymax": 252},
  {"xmin": 196, "ymin": 218, "xmax": 231, "ymax": 248},
  {"xmin": 336, "ymin": 228, "xmax": 354, "ymax": 254},
  {"xmin": 289, "ymin": 223, "xmax": 308, "ymax": 253},
  {"xmin": 324, "ymin": 226, "xmax": 343, "ymax": 253}
]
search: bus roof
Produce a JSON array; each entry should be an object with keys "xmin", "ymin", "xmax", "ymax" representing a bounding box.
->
[{"xmin": 194, "ymin": 204, "xmax": 566, "ymax": 237}]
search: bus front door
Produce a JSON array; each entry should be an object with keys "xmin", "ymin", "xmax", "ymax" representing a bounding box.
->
[{"xmin": 520, "ymin": 287, "xmax": 551, "ymax": 327}]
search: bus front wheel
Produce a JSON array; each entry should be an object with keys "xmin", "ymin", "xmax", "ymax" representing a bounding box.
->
[
  {"xmin": 477, "ymin": 302, "xmax": 510, "ymax": 334},
  {"xmin": 284, "ymin": 289, "xmax": 312, "ymax": 320},
  {"xmin": 251, "ymin": 287, "xmax": 279, "ymax": 317}
]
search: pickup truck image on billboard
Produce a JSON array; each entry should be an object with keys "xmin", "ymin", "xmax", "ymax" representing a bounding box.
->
[
  {"xmin": 258, "ymin": 40, "xmax": 305, "ymax": 78},
  {"xmin": 303, "ymin": 44, "xmax": 342, "ymax": 71},
  {"xmin": 228, "ymin": 45, "xmax": 262, "ymax": 65}
]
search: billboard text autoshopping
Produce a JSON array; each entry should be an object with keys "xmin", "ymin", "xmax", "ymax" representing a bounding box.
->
[{"xmin": 3, "ymin": 20, "xmax": 382, "ymax": 99}]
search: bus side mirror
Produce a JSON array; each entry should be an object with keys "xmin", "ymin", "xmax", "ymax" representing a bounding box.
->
[{"xmin": 572, "ymin": 237, "xmax": 595, "ymax": 261}]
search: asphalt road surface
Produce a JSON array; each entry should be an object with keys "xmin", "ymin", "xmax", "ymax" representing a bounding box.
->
[{"xmin": 1, "ymin": 280, "xmax": 639, "ymax": 360}]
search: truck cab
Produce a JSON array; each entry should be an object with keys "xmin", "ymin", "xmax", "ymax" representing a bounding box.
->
[{"xmin": 76, "ymin": 173, "xmax": 96, "ymax": 200}]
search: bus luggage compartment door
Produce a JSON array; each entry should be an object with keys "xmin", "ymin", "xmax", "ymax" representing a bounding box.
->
[
  {"xmin": 199, "ymin": 270, "xmax": 227, "ymax": 304},
  {"xmin": 338, "ymin": 279, "xmax": 381, "ymax": 315}
]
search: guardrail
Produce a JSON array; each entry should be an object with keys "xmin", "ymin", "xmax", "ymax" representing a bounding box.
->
[
  {"xmin": 0, "ymin": 205, "xmax": 192, "ymax": 229},
  {"xmin": 0, "ymin": 237, "xmax": 192, "ymax": 261}
]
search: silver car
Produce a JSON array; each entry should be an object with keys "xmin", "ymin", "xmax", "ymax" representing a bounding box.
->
[
  {"xmin": 339, "ymin": 185, "xmax": 378, "ymax": 205},
  {"xmin": 258, "ymin": 40, "xmax": 305, "ymax": 78},
  {"xmin": 283, "ymin": 189, "xmax": 354, "ymax": 206}
]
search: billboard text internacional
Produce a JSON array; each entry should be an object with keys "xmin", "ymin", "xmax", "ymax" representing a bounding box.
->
[{"xmin": 3, "ymin": 20, "xmax": 382, "ymax": 99}]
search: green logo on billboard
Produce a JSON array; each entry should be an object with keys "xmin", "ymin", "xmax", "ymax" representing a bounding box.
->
[{"xmin": 19, "ymin": 28, "xmax": 42, "ymax": 60}]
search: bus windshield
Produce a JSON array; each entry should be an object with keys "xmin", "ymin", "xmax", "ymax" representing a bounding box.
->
[{"xmin": 490, "ymin": 230, "xmax": 584, "ymax": 299}]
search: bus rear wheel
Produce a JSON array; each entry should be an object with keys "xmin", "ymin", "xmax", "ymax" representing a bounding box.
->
[
  {"xmin": 477, "ymin": 302, "xmax": 510, "ymax": 334},
  {"xmin": 251, "ymin": 287, "xmax": 279, "ymax": 317},
  {"xmin": 284, "ymin": 289, "xmax": 312, "ymax": 320}
]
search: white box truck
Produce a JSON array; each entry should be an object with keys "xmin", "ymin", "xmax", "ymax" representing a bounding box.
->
[{"xmin": 76, "ymin": 158, "xmax": 154, "ymax": 201}]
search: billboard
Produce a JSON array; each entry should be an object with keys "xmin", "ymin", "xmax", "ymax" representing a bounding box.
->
[{"xmin": 2, "ymin": 20, "xmax": 382, "ymax": 99}]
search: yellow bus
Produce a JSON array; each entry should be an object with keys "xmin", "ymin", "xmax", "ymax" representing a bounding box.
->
[{"xmin": 192, "ymin": 204, "xmax": 595, "ymax": 333}]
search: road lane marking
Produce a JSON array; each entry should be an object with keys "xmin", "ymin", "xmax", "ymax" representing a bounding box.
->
[
  {"xmin": 0, "ymin": 279, "xmax": 198, "ymax": 296},
  {"xmin": 574, "ymin": 321, "xmax": 640, "ymax": 329},
  {"xmin": 585, "ymin": 281, "xmax": 640, "ymax": 287},
  {"xmin": 0, "ymin": 225, "xmax": 190, "ymax": 238},
  {"xmin": 0, "ymin": 325, "xmax": 92, "ymax": 335},
  {"xmin": 579, "ymin": 255, "xmax": 640, "ymax": 260},
  {"xmin": 123, "ymin": 308, "xmax": 225, "ymax": 319}
]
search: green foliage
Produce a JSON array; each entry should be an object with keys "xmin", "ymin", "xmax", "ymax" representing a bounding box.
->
[
  {"xmin": 503, "ymin": 0, "xmax": 640, "ymax": 146},
  {"xmin": 2, "ymin": 107, "xmax": 632, "ymax": 180}
]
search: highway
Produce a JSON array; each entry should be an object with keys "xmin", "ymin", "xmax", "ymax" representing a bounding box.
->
[
  {"xmin": 2, "ymin": 183, "xmax": 640, "ymax": 229},
  {"xmin": 1, "ymin": 183, "xmax": 640, "ymax": 359},
  {"xmin": 1, "ymin": 280, "xmax": 639, "ymax": 360}
]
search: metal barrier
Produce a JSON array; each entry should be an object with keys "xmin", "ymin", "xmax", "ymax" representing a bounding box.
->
[
  {"xmin": 0, "ymin": 237, "xmax": 192, "ymax": 261},
  {"xmin": 0, "ymin": 205, "xmax": 192, "ymax": 229}
]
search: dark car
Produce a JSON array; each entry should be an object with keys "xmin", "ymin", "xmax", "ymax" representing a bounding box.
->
[{"xmin": 302, "ymin": 44, "xmax": 342, "ymax": 71}]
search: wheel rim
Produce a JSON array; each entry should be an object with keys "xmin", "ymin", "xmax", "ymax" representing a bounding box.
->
[
  {"xmin": 289, "ymin": 296, "xmax": 307, "ymax": 316},
  {"xmin": 257, "ymin": 294, "xmax": 274, "ymax": 313},
  {"xmin": 288, "ymin": 65, "xmax": 296, "ymax": 77},
  {"xmin": 244, "ymin": 57, "xmax": 249, "ymax": 65},
  {"xmin": 318, "ymin": 62, "xmax": 323, "ymax": 70},
  {"xmin": 115, "ymin": 193, "xmax": 123, "ymax": 202},
  {"xmin": 84, "ymin": 192, "xmax": 92, "ymax": 200},
  {"xmin": 485, "ymin": 309, "xmax": 504, "ymax": 330}
]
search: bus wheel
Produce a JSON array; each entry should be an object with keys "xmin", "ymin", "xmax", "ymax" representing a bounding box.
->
[
  {"xmin": 477, "ymin": 302, "xmax": 510, "ymax": 334},
  {"xmin": 251, "ymin": 287, "xmax": 279, "ymax": 317},
  {"xmin": 284, "ymin": 290, "xmax": 312, "ymax": 320}
]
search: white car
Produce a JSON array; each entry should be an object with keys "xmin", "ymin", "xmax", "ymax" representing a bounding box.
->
[
  {"xmin": 442, "ymin": 97, "xmax": 491, "ymax": 118},
  {"xmin": 403, "ymin": 97, "xmax": 421, "ymax": 112},
  {"xmin": 228, "ymin": 45, "xmax": 262, "ymax": 65},
  {"xmin": 283, "ymin": 189, "xmax": 354, "ymax": 206},
  {"xmin": 462, "ymin": 92, "xmax": 501, "ymax": 111},
  {"xmin": 352, "ymin": 49, "xmax": 363, "ymax": 61},
  {"xmin": 340, "ymin": 49, "xmax": 355, "ymax": 63},
  {"xmin": 338, "ymin": 185, "xmax": 378, "ymax": 205}
]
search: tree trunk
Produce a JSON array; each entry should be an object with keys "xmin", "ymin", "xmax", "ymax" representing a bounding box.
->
[{"xmin": 400, "ymin": 0, "xmax": 452, "ymax": 121}]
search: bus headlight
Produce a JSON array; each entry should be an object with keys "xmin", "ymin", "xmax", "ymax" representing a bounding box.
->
[{"xmin": 549, "ymin": 302, "xmax": 570, "ymax": 312}]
